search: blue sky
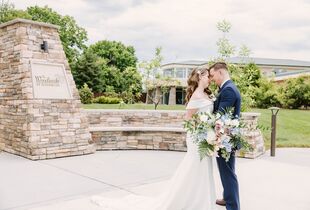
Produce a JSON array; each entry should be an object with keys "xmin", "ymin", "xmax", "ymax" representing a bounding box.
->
[{"xmin": 12, "ymin": 0, "xmax": 310, "ymax": 64}]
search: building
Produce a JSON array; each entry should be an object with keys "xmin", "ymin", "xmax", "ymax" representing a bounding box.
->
[{"xmin": 148, "ymin": 57, "xmax": 310, "ymax": 105}]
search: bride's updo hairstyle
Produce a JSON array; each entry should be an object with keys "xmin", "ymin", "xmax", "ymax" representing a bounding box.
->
[{"xmin": 185, "ymin": 66, "xmax": 212, "ymax": 105}]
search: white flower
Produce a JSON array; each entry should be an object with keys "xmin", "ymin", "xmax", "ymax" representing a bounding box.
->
[
  {"xmin": 200, "ymin": 114, "xmax": 209, "ymax": 122},
  {"xmin": 231, "ymin": 119, "xmax": 240, "ymax": 127},
  {"xmin": 224, "ymin": 119, "xmax": 232, "ymax": 126},
  {"xmin": 207, "ymin": 129, "xmax": 216, "ymax": 144}
]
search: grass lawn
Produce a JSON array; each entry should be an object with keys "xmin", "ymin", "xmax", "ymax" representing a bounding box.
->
[
  {"xmin": 250, "ymin": 108, "xmax": 310, "ymax": 148},
  {"xmin": 83, "ymin": 104, "xmax": 310, "ymax": 148}
]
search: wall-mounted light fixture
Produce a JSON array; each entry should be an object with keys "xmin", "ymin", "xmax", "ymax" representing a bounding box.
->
[{"xmin": 40, "ymin": 41, "xmax": 48, "ymax": 52}]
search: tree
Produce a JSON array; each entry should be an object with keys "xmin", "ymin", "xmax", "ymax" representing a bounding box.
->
[
  {"xmin": 214, "ymin": 19, "xmax": 261, "ymax": 111},
  {"xmin": 281, "ymin": 76, "xmax": 310, "ymax": 109},
  {"xmin": 139, "ymin": 47, "xmax": 180, "ymax": 109},
  {"xmin": 119, "ymin": 66, "xmax": 143, "ymax": 103},
  {"xmin": 78, "ymin": 83, "xmax": 94, "ymax": 104},
  {"xmin": 88, "ymin": 40, "xmax": 138, "ymax": 71},
  {"xmin": 0, "ymin": 2, "xmax": 88, "ymax": 65},
  {"xmin": 72, "ymin": 49, "xmax": 106, "ymax": 93},
  {"xmin": 26, "ymin": 6, "xmax": 88, "ymax": 65},
  {"xmin": 216, "ymin": 19, "xmax": 235, "ymax": 59},
  {"xmin": 0, "ymin": 0, "xmax": 31, "ymax": 23},
  {"xmin": 80, "ymin": 40, "xmax": 142, "ymax": 100},
  {"xmin": 238, "ymin": 44, "xmax": 251, "ymax": 58},
  {"xmin": 253, "ymin": 78, "xmax": 281, "ymax": 108},
  {"xmin": 72, "ymin": 43, "xmax": 142, "ymax": 100}
]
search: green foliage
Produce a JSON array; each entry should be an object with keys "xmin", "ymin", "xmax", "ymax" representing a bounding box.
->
[
  {"xmin": 26, "ymin": 6, "xmax": 88, "ymax": 65},
  {"xmin": 139, "ymin": 47, "xmax": 164, "ymax": 90},
  {"xmin": 253, "ymin": 76, "xmax": 310, "ymax": 109},
  {"xmin": 0, "ymin": 2, "xmax": 88, "ymax": 65},
  {"xmin": 253, "ymin": 78, "xmax": 281, "ymax": 108},
  {"xmin": 88, "ymin": 40, "xmax": 138, "ymax": 71},
  {"xmin": 217, "ymin": 37, "xmax": 235, "ymax": 59},
  {"xmin": 216, "ymin": 19, "xmax": 232, "ymax": 33},
  {"xmin": 209, "ymin": 62, "xmax": 261, "ymax": 111},
  {"xmin": 121, "ymin": 67, "xmax": 143, "ymax": 94},
  {"xmin": 72, "ymin": 49, "xmax": 106, "ymax": 93},
  {"xmin": 216, "ymin": 19, "xmax": 235, "ymax": 58},
  {"xmin": 78, "ymin": 83, "xmax": 93, "ymax": 104},
  {"xmin": 93, "ymin": 96, "xmax": 122, "ymax": 104},
  {"xmin": 0, "ymin": 0, "xmax": 31, "ymax": 23},
  {"xmin": 100, "ymin": 65, "xmax": 142, "ymax": 97},
  {"xmin": 72, "ymin": 46, "xmax": 142, "ymax": 98},
  {"xmin": 280, "ymin": 76, "xmax": 310, "ymax": 109},
  {"xmin": 77, "ymin": 41, "xmax": 142, "ymax": 97},
  {"xmin": 214, "ymin": 19, "xmax": 309, "ymax": 110},
  {"xmin": 238, "ymin": 45, "xmax": 251, "ymax": 58},
  {"xmin": 139, "ymin": 47, "xmax": 180, "ymax": 109},
  {"xmin": 103, "ymin": 91, "xmax": 119, "ymax": 98},
  {"xmin": 214, "ymin": 20, "xmax": 262, "ymax": 111}
]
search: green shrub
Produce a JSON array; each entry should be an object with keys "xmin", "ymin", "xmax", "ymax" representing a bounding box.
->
[
  {"xmin": 78, "ymin": 83, "xmax": 93, "ymax": 104},
  {"xmin": 93, "ymin": 96, "xmax": 122, "ymax": 104},
  {"xmin": 253, "ymin": 78, "xmax": 281, "ymax": 108},
  {"xmin": 281, "ymin": 76, "xmax": 310, "ymax": 109},
  {"xmin": 104, "ymin": 91, "xmax": 119, "ymax": 98}
]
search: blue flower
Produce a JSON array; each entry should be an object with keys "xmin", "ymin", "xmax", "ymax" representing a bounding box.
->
[
  {"xmin": 230, "ymin": 128, "xmax": 240, "ymax": 135},
  {"xmin": 222, "ymin": 137, "xmax": 232, "ymax": 152},
  {"xmin": 196, "ymin": 132, "xmax": 208, "ymax": 143}
]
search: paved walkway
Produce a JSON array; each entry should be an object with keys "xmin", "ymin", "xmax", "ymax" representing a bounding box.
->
[{"xmin": 1, "ymin": 148, "xmax": 310, "ymax": 210}]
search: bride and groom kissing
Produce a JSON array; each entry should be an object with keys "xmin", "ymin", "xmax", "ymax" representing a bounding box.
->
[
  {"xmin": 184, "ymin": 61, "xmax": 241, "ymax": 210},
  {"xmin": 91, "ymin": 62, "xmax": 241, "ymax": 210}
]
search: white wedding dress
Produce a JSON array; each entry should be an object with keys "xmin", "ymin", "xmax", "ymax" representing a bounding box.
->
[{"xmin": 91, "ymin": 98, "xmax": 217, "ymax": 210}]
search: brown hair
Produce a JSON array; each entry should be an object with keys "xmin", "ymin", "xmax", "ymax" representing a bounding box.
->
[
  {"xmin": 209, "ymin": 62, "xmax": 228, "ymax": 71},
  {"xmin": 185, "ymin": 66, "xmax": 213, "ymax": 104}
]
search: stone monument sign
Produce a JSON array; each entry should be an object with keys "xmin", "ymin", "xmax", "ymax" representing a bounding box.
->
[{"xmin": 0, "ymin": 19, "xmax": 95, "ymax": 160}]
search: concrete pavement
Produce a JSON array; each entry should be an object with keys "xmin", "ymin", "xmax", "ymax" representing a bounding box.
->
[{"xmin": 1, "ymin": 148, "xmax": 310, "ymax": 210}]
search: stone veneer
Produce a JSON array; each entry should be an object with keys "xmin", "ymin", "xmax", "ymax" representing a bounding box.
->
[
  {"xmin": 84, "ymin": 110, "xmax": 265, "ymax": 158},
  {"xmin": 0, "ymin": 19, "xmax": 95, "ymax": 160},
  {"xmin": 86, "ymin": 109, "xmax": 184, "ymax": 127}
]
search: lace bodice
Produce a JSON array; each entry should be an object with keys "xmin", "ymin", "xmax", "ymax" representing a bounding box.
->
[{"xmin": 186, "ymin": 98, "xmax": 214, "ymax": 113}]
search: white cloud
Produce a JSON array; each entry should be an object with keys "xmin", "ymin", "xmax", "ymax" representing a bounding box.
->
[{"xmin": 11, "ymin": 0, "xmax": 310, "ymax": 63}]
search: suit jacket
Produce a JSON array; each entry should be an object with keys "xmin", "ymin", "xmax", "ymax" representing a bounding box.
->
[{"xmin": 213, "ymin": 80, "xmax": 241, "ymax": 118}]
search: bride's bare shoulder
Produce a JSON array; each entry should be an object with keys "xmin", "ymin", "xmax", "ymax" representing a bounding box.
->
[{"xmin": 190, "ymin": 92, "xmax": 205, "ymax": 100}]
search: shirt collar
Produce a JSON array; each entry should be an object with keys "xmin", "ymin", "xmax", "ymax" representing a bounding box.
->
[{"xmin": 220, "ymin": 79, "xmax": 230, "ymax": 89}]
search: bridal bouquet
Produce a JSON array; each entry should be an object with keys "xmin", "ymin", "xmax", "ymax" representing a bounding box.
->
[
  {"xmin": 184, "ymin": 112, "xmax": 222, "ymax": 161},
  {"xmin": 214, "ymin": 109, "xmax": 253, "ymax": 161},
  {"xmin": 184, "ymin": 109, "xmax": 253, "ymax": 161}
]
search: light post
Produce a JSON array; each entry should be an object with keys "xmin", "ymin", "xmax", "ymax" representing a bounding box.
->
[{"xmin": 268, "ymin": 107, "xmax": 280, "ymax": 157}]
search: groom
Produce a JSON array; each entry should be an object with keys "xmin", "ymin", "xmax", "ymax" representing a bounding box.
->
[{"xmin": 209, "ymin": 62, "xmax": 241, "ymax": 210}]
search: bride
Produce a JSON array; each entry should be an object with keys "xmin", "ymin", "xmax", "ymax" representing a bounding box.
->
[{"xmin": 91, "ymin": 66, "xmax": 217, "ymax": 210}]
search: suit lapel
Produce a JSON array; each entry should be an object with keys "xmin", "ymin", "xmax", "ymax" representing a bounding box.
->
[
  {"xmin": 214, "ymin": 80, "xmax": 232, "ymax": 112},
  {"xmin": 220, "ymin": 80, "xmax": 232, "ymax": 91}
]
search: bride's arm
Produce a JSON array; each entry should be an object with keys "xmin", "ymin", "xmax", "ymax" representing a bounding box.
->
[{"xmin": 185, "ymin": 108, "xmax": 198, "ymax": 120}]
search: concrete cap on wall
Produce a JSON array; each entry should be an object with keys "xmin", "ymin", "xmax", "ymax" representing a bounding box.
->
[{"xmin": 0, "ymin": 18, "xmax": 60, "ymax": 29}]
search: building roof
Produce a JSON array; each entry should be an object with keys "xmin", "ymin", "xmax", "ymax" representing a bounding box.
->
[
  {"xmin": 272, "ymin": 70, "xmax": 310, "ymax": 81},
  {"xmin": 162, "ymin": 57, "xmax": 310, "ymax": 68},
  {"xmin": 228, "ymin": 57, "xmax": 310, "ymax": 67},
  {"xmin": 274, "ymin": 70, "xmax": 310, "ymax": 77}
]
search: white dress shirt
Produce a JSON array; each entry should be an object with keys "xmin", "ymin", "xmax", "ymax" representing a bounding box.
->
[{"xmin": 220, "ymin": 79, "xmax": 230, "ymax": 89}]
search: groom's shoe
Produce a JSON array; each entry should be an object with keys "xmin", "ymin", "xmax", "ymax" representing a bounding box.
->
[{"xmin": 216, "ymin": 199, "xmax": 226, "ymax": 206}]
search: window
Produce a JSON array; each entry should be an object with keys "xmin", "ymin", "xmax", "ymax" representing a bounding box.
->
[
  {"xmin": 187, "ymin": 68, "xmax": 193, "ymax": 77},
  {"xmin": 175, "ymin": 68, "xmax": 186, "ymax": 78},
  {"xmin": 163, "ymin": 69, "xmax": 174, "ymax": 77}
]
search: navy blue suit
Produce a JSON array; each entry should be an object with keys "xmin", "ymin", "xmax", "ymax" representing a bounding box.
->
[{"xmin": 214, "ymin": 80, "xmax": 241, "ymax": 210}]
